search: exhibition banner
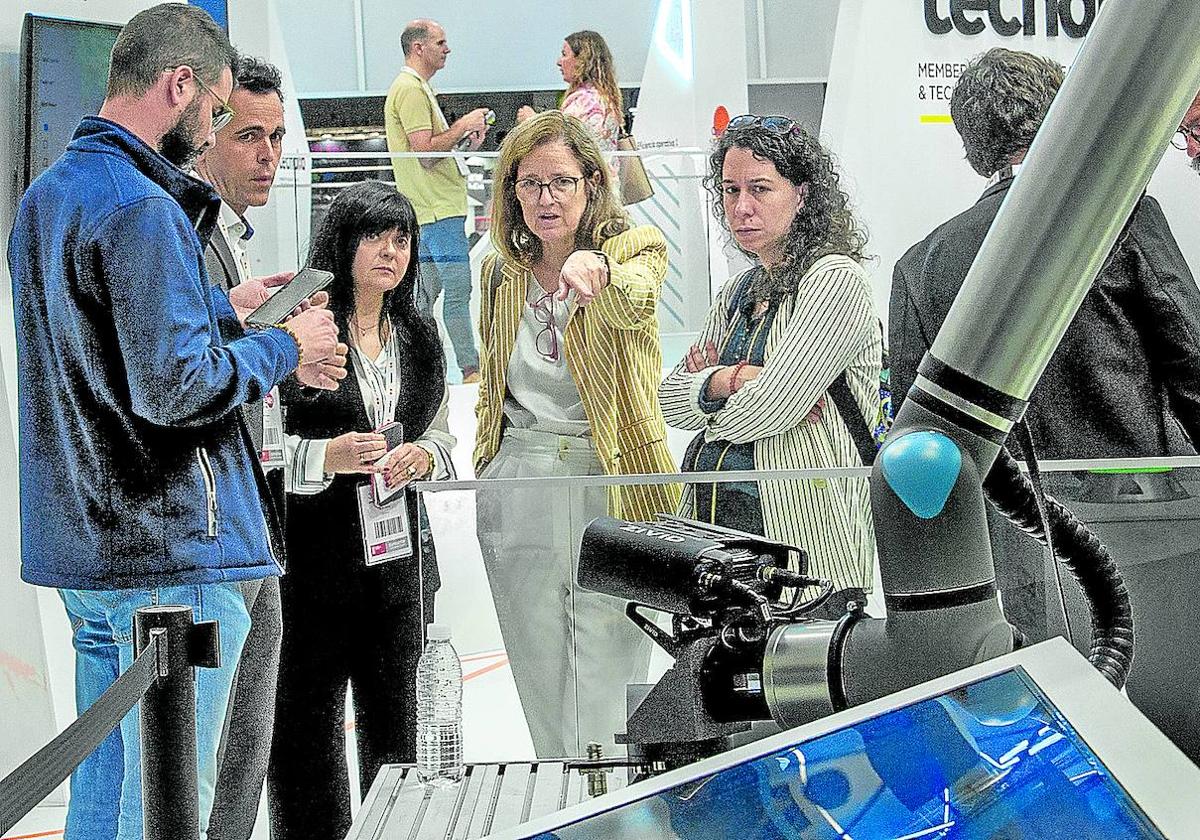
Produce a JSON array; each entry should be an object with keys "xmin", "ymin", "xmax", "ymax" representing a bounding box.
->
[{"xmin": 823, "ymin": 0, "xmax": 1200, "ymax": 322}]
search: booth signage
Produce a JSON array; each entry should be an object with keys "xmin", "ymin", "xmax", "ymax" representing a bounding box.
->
[{"xmin": 924, "ymin": 0, "xmax": 1104, "ymax": 38}]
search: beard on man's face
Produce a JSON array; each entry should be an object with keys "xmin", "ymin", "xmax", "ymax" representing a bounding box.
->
[
  {"xmin": 160, "ymin": 99, "xmax": 206, "ymax": 170},
  {"xmin": 1191, "ymin": 154, "xmax": 1200, "ymax": 178}
]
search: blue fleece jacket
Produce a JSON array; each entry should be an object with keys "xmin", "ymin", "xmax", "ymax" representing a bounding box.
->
[{"xmin": 8, "ymin": 117, "xmax": 300, "ymax": 590}]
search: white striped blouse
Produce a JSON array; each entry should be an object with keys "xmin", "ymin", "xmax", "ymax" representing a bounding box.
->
[{"xmin": 659, "ymin": 254, "xmax": 882, "ymax": 590}]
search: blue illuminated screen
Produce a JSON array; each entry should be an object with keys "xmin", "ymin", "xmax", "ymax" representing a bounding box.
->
[{"xmin": 532, "ymin": 668, "xmax": 1163, "ymax": 839}]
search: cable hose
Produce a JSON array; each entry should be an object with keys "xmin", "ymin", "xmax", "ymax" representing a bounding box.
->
[{"xmin": 982, "ymin": 447, "xmax": 1134, "ymax": 688}]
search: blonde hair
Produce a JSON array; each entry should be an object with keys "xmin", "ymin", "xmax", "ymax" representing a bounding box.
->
[
  {"xmin": 565, "ymin": 31, "xmax": 624, "ymax": 122},
  {"xmin": 491, "ymin": 111, "xmax": 629, "ymax": 266}
]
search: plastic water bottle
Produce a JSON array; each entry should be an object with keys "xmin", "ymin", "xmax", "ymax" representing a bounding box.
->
[{"xmin": 415, "ymin": 623, "xmax": 464, "ymax": 785}]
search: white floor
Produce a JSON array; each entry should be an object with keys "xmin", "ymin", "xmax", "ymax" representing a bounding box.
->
[{"xmin": 3, "ymin": 382, "xmax": 881, "ymax": 840}]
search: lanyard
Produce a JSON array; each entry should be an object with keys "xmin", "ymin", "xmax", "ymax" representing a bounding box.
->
[{"xmin": 351, "ymin": 321, "xmax": 399, "ymax": 428}]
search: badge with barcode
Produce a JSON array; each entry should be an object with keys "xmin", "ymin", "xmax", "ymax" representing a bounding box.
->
[
  {"xmin": 260, "ymin": 386, "xmax": 285, "ymax": 470},
  {"xmin": 356, "ymin": 483, "xmax": 412, "ymax": 565}
]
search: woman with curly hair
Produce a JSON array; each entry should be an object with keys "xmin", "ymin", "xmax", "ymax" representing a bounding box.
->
[{"xmin": 659, "ymin": 116, "xmax": 881, "ymax": 613}]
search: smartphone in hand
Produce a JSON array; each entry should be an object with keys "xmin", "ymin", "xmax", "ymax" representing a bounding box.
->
[{"xmin": 245, "ymin": 267, "xmax": 333, "ymax": 328}]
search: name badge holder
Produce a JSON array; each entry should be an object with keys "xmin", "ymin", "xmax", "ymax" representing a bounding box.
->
[
  {"xmin": 357, "ymin": 483, "xmax": 413, "ymax": 565},
  {"xmin": 261, "ymin": 386, "xmax": 285, "ymax": 470}
]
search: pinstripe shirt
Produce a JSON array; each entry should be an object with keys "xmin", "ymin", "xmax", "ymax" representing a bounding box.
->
[
  {"xmin": 659, "ymin": 254, "xmax": 881, "ymax": 589},
  {"xmin": 474, "ymin": 225, "xmax": 681, "ymax": 521}
]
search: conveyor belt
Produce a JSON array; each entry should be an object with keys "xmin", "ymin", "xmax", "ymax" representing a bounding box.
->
[{"xmin": 346, "ymin": 758, "xmax": 640, "ymax": 839}]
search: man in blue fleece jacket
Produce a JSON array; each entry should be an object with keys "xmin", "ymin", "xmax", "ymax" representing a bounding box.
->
[{"xmin": 6, "ymin": 6, "xmax": 344, "ymax": 839}]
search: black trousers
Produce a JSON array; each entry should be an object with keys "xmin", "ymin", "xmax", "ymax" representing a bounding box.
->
[{"xmin": 266, "ymin": 558, "xmax": 433, "ymax": 839}]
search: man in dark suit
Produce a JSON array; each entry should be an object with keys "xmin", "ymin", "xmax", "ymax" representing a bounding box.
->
[
  {"xmin": 193, "ymin": 56, "xmax": 339, "ymax": 840},
  {"xmin": 1175, "ymin": 89, "xmax": 1200, "ymax": 174},
  {"xmin": 891, "ymin": 48, "xmax": 1200, "ymax": 641}
]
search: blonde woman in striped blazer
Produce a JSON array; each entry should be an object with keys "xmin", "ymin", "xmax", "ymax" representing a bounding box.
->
[
  {"xmin": 473, "ymin": 111, "xmax": 679, "ymax": 758},
  {"xmin": 660, "ymin": 116, "xmax": 881, "ymax": 615}
]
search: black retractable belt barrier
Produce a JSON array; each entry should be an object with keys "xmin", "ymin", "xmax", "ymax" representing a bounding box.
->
[
  {"xmin": 135, "ymin": 605, "xmax": 219, "ymax": 840},
  {"xmin": 0, "ymin": 605, "xmax": 220, "ymax": 840}
]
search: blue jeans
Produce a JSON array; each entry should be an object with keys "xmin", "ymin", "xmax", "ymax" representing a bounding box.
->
[
  {"xmin": 417, "ymin": 216, "xmax": 479, "ymax": 374},
  {"xmin": 60, "ymin": 583, "xmax": 252, "ymax": 840}
]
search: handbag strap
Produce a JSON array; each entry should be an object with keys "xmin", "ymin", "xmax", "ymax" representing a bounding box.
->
[{"xmin": 828, "ymin": 371, "xmax": 878, "ymax": 466}]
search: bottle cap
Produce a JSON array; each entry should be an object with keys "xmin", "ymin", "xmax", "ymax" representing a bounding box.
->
[{"xmin": 427, "ymin": 623, "xmax": 452, "ymax": 641}]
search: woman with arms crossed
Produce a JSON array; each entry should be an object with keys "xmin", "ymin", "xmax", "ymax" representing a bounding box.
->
[{"xmin": 659, "ymin": 116, "xmax": 881, "ymax": 617}]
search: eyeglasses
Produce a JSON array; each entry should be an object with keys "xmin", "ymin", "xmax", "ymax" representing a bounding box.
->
[
  {"xmin": 194, "ymin": 74, "xmax": 235, "ymax": 133},
  {"xmin": 530, "ymin": 291, "xmax": 560, "ymax": 362},
  {"xmin": 515, "ymin": 176, "xmax": 584, "ymax": 202},
  {"xmin": 1172, "ymin": 124, "xmax": 1200, "ymax": 151},
  {"xmin": 726, "ymin": 114, "xmax": 802, "ymax": 136},
  {"xmin": 167, "ymin": 67, "xmax": 235, "ymax": 133}
]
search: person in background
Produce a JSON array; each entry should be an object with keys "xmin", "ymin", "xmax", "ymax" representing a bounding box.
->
[
  {"xmin": 384, "ymin": 18, "xmax": 492, "ymax": 383},
  {"xmin": 1175, "ymin": 88, "xmax": 1200, "ymax": 174},
  {"xmin": 267, "ymin": 181, "xmax": 455, "ymax": 839},
  {"xmin": 659, "ymin": 115, "xmax": 881, "ymax": 619},
  {"xmin": 517, "ymin": 30, "xmax": 623, "ymax": 181},
  {"xmin": 474, "ymin": 111, "xmax": 679, "ymax": 758},
  {"xmin": 891, "ymin": 48, "xmax": 1200, "ymax": 641}
]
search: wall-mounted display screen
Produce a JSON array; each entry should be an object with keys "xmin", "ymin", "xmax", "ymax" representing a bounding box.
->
[{"xmin": 19, "ymin": 14, "xmax": 121, "ymax": 190}]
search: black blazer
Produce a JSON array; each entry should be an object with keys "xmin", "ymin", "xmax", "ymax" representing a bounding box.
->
[
  {"xmin": 282, "ymin": 337, "xmax": 442, "ymax": 607},
  {"xmin": 891, "ymin": 179, "xmax": 1200, "ymax": 459}
]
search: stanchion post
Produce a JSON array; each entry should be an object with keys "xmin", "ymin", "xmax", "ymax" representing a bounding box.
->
[{"xmin": 134, "ymin": 605, "xmax": 219, "ymax": 840}]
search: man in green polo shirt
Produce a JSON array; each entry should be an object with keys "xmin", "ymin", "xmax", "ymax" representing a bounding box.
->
[{"xmin": 385, "ymin": 18, "xmax": 491, "ymax": 382}]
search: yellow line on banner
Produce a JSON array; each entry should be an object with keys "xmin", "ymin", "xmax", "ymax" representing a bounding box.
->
[{"xmin": 920, "ymin": 114, "xmax": 954, "ymax": 124}]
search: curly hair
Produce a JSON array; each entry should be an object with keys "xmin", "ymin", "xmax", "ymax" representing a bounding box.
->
[
  {"xmin": 704, "ymin": 120, "xmax": 867, "ymax": 285},
  {"xmin": 491, "ymin": 110, "xmax": 629, "ymax": 266},
  {"xmin": 234, "ymin": 55, "xmax": 283, "ymax": 101},
  {"xmin": 950, "ymin": 48, "xmax": 1065, "ymax": 177},
  {"xmin": 564, "ymin": 31, "xmax": 624, "ymax": 121}
]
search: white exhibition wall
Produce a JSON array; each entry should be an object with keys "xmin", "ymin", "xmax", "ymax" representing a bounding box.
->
[{"xmin": 822, "ymin": 0, "xmax": 1200, "ymax": 323}]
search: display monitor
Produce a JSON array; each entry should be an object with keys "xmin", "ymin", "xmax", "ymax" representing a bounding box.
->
[
  {"xmin": 18, "ymin": 14, "xmax": 122, "ymax": 190},
  {"xmin": 487, "ymin": 638, "xmax": 1199, "ymax": 839}
]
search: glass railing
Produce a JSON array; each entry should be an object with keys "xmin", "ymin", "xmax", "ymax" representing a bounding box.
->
[
  {"xmin": 404, "ymin": 457, "xmax": 1200, "ymax": 764},
  {"xmin": 268, "ymin": 149, "xmax": 749, "ymax": 378}
]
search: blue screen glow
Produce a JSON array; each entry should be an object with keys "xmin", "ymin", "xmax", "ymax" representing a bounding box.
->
[{"xmin": 530, "ymin": 668, "xmax": 1164, "ymax": 839}]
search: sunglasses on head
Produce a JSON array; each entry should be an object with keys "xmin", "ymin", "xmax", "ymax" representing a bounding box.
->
[{"xmin": 726, "ymin": 114, "xmax": 801, "ymax": 136}]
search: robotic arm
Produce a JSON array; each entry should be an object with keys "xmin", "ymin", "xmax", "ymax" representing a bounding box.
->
[{"xmin": 578, "ymin": 0, "xmax": 1200, "ymax": 759}]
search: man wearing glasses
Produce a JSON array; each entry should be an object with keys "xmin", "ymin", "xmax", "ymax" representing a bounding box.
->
[
  {"xmin": 890, "ymin": 48, "xmax": 1200, "ymax": 644},
  {"xmin": 7, "ymin": 6, "xmax": 342, "ymax": 839},
  {"xmin": 1174, "ymin": 90, "xmax": 1200, "ymax": 175}
]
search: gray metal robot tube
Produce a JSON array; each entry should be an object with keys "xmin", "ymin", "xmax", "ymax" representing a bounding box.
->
[{"xmin": 827, "ymin": 0, "xmax": 1200, "ymax": 712}]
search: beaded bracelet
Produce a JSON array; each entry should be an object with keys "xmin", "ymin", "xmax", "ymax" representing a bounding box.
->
[{"xmin": 274, "ymin": 322, "xmax": 303, "ymax": 365}]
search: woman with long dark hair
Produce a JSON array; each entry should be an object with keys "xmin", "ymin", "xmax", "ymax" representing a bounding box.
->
[
  {"xmin": 268, "ymin": 181, "xmax": 455, "ymax": 838},
  {"xmin": 659, "ymin": 116, "xmax": 881, "ymax": 615}
]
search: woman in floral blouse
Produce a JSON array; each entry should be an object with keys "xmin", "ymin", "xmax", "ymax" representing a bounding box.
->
[{"xmin": 518, "ymin": 30, "xmax": 623, "ymax": 179}]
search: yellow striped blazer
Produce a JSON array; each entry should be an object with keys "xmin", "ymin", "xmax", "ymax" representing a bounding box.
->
[{"xmin": 473, "ymin": 225, "xmax": 681, "ymax": 521}]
